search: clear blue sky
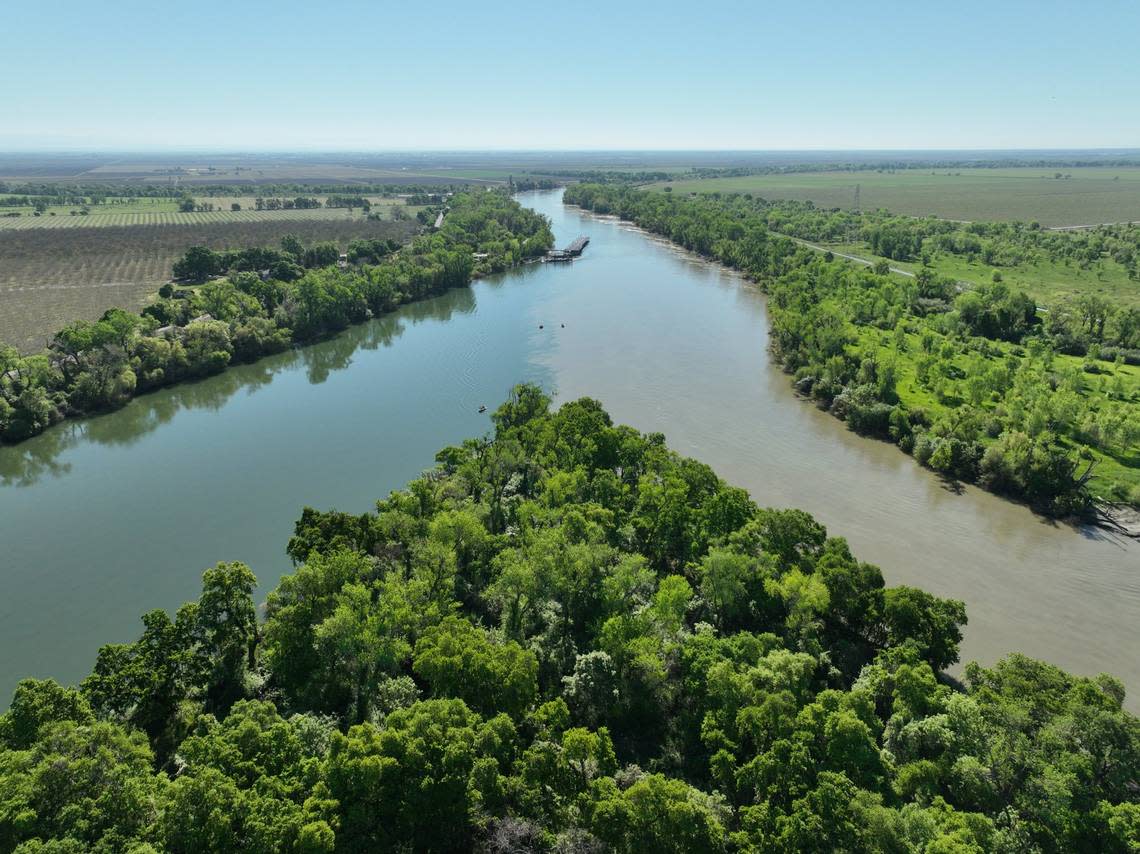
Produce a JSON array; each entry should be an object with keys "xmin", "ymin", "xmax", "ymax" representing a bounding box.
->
[{"xmin": 4, "ymin": 0, "xmax": 1138, "ymax": 151}]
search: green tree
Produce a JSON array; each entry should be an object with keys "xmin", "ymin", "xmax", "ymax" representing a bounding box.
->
[
  {"xmin": 698, "ymin": 548, "xmax": 754, "ymax": 629},
  {"xmin": 195, "ymin": 561, "xmax": 258, "ymax": 714},
  {"xmin": 589, "ymin": 773, "xmax": 727, "ymax": 853},
  {"xmin": 413, "ymin": 616, "xmax": 538, "ymax": 719},
  {"xmin": 325, "ymin": 699, "xmax": 514, "ymax": 852},
  {"xmin": 882, "ymin": 586, "xmax": 967, "ymax": 671},
  {"xmin": 173, "ymin": 246, "xmax": 223, "ymax": 282}
]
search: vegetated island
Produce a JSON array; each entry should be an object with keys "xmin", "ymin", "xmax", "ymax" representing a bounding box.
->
[
  {"xmin": 563, "ymin": 184, "xmax": 1140, "ymax": 528},
  {"xmin": 1, "ymin": 386, "xmax": 1136, "ymax": 852},
  {"xmin": 0, "ymin": 190, "xmax": 553, "ymax": 444}
]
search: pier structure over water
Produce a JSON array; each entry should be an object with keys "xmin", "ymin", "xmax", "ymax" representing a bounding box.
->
[{"xmin": 545, "ymin": 235, "xmax": 590, "ymax": 262}]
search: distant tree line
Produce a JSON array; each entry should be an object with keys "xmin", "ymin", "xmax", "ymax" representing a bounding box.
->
[
  {"xmin": 406, "ymin": 193, "xmax": 448, "ymax": 205},
  {"xmin": 0, "ymin": 194, "xmax": 89, "ymax": 208},
  {"xmin": 685, "ymin": 156, "xmax": 1140, "ymax": 180},
  {"xmin": 529, "ymin": 169, "xmax": 674, "ymax": 184},
  {"xmin": 252, "ymin": 196, "xmax": 325, "ymax": 211},
  {"xmin": 0, "ymin": 181, "xmax": 473, "ymax": 204},
  {"xmin": 509, "ymin": 177, "xmax": 562, "ymax": 192},
  {"xmin": 524, "ymin": 158, "xmax": 1140, "ymax": 186}
]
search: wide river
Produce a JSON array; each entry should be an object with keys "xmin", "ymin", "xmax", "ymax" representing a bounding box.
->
[{"xmin": 1, "ymin": 190, "xmax": 1137, "ymax": 707}]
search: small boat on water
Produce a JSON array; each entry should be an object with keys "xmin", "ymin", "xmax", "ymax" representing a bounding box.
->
[{"xmin": 478, "ymin": 405, "xmax": 487, "ymax": 413}]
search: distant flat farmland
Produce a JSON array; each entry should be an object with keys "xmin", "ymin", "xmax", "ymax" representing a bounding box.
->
[
  {"xmin": 0, "ymin": 217, "xmax": 416, "ymax": 353},
  {"xmin": 651, "ymin": 167, "xmax": 1140, "ymax": 226},
  {"xmin": 0, "ymin": 206, "xmax": 401, "ymax": 230}
]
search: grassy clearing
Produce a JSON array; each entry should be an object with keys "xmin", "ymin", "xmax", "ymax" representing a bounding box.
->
[
  {"xmin": 0, "ymin": 198, "xmax": 412, "ymax": 227},
  {"xmin": 652, "ymin": 167, "xmax": 1140, "ymax": 226},
  {"xmin": 0, "ymin": 218, "xmax": 416, "ymax": 352},
  {"xmin": 819, "ymin": 241, "xmax": 1140, "ymax": 309},
  {"xmin": 856, "ymin": 324, "xmax": 1140, "ymax": 503},
  {"xmin": 0, "ymin": 195, "xmax": 183, "ymax": 215}
]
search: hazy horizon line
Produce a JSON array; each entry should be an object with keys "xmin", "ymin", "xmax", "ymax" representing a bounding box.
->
[{"xmin": 2, "ymin": 146, "xmax": 1139, "ymax": 156}]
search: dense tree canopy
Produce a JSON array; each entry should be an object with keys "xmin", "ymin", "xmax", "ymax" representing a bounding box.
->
[{"xmin": 2, "ymin": 386, "xmax": 1136, "ymax": 851}]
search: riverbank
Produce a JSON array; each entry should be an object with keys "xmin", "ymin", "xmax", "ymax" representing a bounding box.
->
[
  {"xmin": 562, "ymin": 184, "xmax": 1140, "ymax": 519},
  {"xmin": 566, "ymin": 199, "xmax": 1140, "ymax": 537},
  {"xmin": 1098, "ymin": 502, "xmax": 1140, "ymax": 538},
  {"xmin": 0, "ymin": 190, "xmax": 554, "ymax": 445}
]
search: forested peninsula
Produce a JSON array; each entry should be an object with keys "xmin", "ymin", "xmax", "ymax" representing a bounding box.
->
[
  {"xmin": 0, "ymin": 190, "xmax": 553, "ymax": 444},
  {"xmin": 1, "ymin": 386, "xmax": 1136, "ymax": 852},
  {"xmin": 564, "ymin": 184, "xmax": 1140, "ymax": 518}
]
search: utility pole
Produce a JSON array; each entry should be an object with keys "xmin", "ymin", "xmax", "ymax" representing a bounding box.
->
[{"xmin": 845, "ymin": 184, "xmax": 862, "ymax": 244}]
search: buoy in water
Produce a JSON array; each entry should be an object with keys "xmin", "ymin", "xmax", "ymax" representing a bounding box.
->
[{"xmin": 539, "ymin": 324, "xmax": 544, "ymax": 329}]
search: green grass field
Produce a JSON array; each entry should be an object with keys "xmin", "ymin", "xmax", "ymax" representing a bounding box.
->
[
  {"xmin": 652, "ymin": 167, "xmax": 1140, "ymax": 227},
  {"xmin": 0, "ymin": 196, "xmax": 184, "ymax": 215},
  {"xmin": 0, "ymin": 196, "xmax": 411, "ymax": 226},
  {"xmin": 819, "ymin": 242, "xmax": 1140, "ymax": 309},
  {"xmin": 855, "ymin": 325, "xmax": 1140, "ymax": 504}
]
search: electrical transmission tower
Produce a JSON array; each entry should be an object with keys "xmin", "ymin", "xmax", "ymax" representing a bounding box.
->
[{"xmin": 853, "ymin": 183, "xmax": 861, "ymax": 214}]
